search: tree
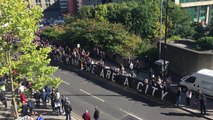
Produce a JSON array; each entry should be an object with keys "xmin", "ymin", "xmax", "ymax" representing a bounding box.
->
[{"xmin": 0, "ymin": 0, "xmax": 61, "ymax": 118}]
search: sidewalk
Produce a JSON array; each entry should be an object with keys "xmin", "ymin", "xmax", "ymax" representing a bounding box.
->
[{"xmin": 0, "ymin": 91, "xmax": 82, "ymax": 120}]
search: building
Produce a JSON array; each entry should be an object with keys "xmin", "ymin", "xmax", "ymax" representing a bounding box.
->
[
  {"xmin": 175, "ymin": 0, "xmax": 213, "ymax": 25},
  {"xmin": 28, "ymin": 0, "xmax": 68, "ymax": 18}
]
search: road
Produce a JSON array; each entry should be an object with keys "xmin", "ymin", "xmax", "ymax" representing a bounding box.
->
[{"xmin": 56, "ymin": 68, "xmax": 206, "ymax": 120}]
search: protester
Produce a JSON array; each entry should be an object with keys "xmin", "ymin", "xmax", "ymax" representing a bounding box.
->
[
  {"xmin": 175, "ymin": 87, "xmax": 181, "ymax": 106},
  {"xmin": 186, "ymin": 89, "xmax": 192, "ymax": 106},
  {"xmin": 82, "ymin": 110, "xmax": 91, "ymax": 120},
  {"xmin": 93, "ymin": 106, "xmax": 100, "ymax": 120},
  {"xmin": 64, "ymin": 97, "xmax": 72, "ymax": 120},
  {"xmin": 198, "ymin": 90, "xmax": 207, "ymax": 115}
]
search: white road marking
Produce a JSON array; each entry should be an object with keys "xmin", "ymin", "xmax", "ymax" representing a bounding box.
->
[
  {"xmin": 120, "ymin": 108, "xmax": 142, "ymax": 120},
  {"xmin": 62, "ymin": 80, "xmax": 70, "ymax": 85},
  {"xmin": 80, "ymin": 89, "xmax": 105, "ymax": 102}
]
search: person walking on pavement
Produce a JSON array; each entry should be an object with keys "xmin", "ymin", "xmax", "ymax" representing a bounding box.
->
[
  {"xmin": 34, "ymin": 90, "xmax": 41, "ymax": 108},
  {"xmin": 82, "ymin": 110, "xmax": 91, "ymax": 120},
  {"xmin": 44, "ymin": 85, "xmax": 51, "ymax": 103},
  {"xmin": 41, "ymin": 89, "xmax": 47, "ymax": 108},
  {"xmin": 64, "ymin": 97, "xmax": 72, "ymax": 120},
  {"xmin": 55, "ymin": 89, "xmax": 61, "ymax": 116},
  {"xmin": 198, "ymin": 90, "xmax": 207, "ymax": 115},
  {"xmin": 175, "ymin": 87, "xmax": 182, "ymax": 106},
  {"xmin": 186, "ymin": 89, "xmax": 192, "ymax": 106},
  {"xmin": 93, "ymin": 106, "xmax": 100, "ymax": 120},
  {"xmin": 50, "ymin": 88, "xmax": 56, "ymax": 111}
]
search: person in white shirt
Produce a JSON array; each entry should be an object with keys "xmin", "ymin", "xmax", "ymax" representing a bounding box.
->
[
  {"xmin": 18, "ymin": 84, "xmax": 25, "ymax": 94},
  {"xmin": 186, "ymin": 89, "xmax": 192, "ymax": 106}
]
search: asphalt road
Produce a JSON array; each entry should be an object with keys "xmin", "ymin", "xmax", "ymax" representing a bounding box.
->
[{"xmin": 55, "ymin": 68, "xmax": 206, "ymax": 120}]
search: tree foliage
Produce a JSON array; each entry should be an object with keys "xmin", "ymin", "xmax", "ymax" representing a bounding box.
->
[
  {"xmin": 64, "ymin": 19, "xmax": 148, "ymax": 57},
  {"xmin": 0, "ymin": 0, "xmax": 62, "ymax": 91}
]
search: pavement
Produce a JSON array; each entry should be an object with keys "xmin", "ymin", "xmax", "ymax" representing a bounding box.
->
[{"xmin": 0, "ymin": 91, "xmax": 82, "ymax": 120}]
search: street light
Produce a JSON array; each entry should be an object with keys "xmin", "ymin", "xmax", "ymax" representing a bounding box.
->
[
  {"xmin": 163, "ymin": 0, "xmax": 169, "ymax": 78},
  {"xmin": 159, "ymin": 0, "xmax": 163, "ymax": 59}
]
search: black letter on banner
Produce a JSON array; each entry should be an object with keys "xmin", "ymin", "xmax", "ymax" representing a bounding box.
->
[
  {"xmin": 152, "ymin": 87, "xmax": 158, "ymax": 96},
  {"xmin": 85, "ymin": 64, "xmax": 92, "ymax": 72},
  {"xmin": 106, "ymin": 70, "xmax": 111, "ymax": 80},
  {"xmin": 100, "ymin": 69, "xmax": 105, "ymax": 78},
  {"xmin": 111, "ymin": 72, "xmax": 116, "ymax": 82},
  {"xmin": 91, "ymin": 65, "xmax": 96, "ymax": 74},
  {"xmin": 137, "ymin": 82, "xmax": 143, "ymax": 92},
  {"xmin": 161, "ymin": 90, "xmax": 168, "ymax": 100},
  {"xmin": 123, "ymin": 77, "xmax": 129, "ymax": 86}
]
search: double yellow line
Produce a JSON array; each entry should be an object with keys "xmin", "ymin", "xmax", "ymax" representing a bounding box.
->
[{"xmin": 72, "ymin": 112, "xmax": 83, "ymax": 120}]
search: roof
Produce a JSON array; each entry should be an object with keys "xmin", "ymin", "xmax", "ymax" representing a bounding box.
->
[{"xmin": 197, "ymin": 69, "xmax": 213, "ymax": 77}]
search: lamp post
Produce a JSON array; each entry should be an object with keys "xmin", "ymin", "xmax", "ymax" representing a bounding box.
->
[
  {"xmin": 163, "ymin": 0, "xmax": 169, "ymax": 78},
  {"xmin": 159, "ymin": 0, "xmax": 163, "ymax": 59}
]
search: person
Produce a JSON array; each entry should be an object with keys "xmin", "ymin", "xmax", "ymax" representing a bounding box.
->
[
  {"xmin": 50, "ymin": 88, "xmax": 56, "ymax": 111},
  {"xmin": 44, "ymin": 85, "xmax": 51, "ymax": 103},
  {"xmin": 64, "ymin": 98, "xmax": 72, "ymax": 120},
  {"xmin": 175, "ymin": 87, "xmax": 181, "ymax": 106},
  {"xmin": 186, "ymin": 89, "xmax": 192, "ymax": 106},
  {"xmin": 135, "ymin": 60, "xmax": 140, "ymax": 74},
  {"xmin": 93, "ymin": 106, "xmax": 100, "ymax": 120},
  {"xmin": 82, "ymin": 110, "xmax": 91, "ymax": 120},
  {"xmin": 34, "ymin": 90, "xmax": 40, "ymax": 108},
  {"xmin": 61, "ymin": 95, "xmax": 65, "ymax": 113},
  {"xmin": 55, "ymin": 89, "xmax": 61, "ymax": 115},
  {"xmin": 36, "ymin": 114, "xmax": 44, "ymax": 120},
  {"xmin": 41, "ymin": 89, "xmax": 47, "ymax": 108},
  {"xmin": 27, "ymin": 98, "xmax": 34, "ymax": 115},
  {"xmin": 198, "ymin": 90, "xmax": 207, "ymax": 115}
]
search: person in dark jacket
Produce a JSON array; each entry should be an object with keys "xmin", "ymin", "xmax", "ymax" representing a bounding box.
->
[
  {"xmin": 199, "ymin": 90, "xmax": 207, "ymax": 115},
  {"xmin": 34, "ymin": 91, "xmax": 40, "ymax": 108},
  {"xmin": 93, "ymin": 106, "xmax": 100, "ymax": 120},
  {"xmin": 41, "ymin": 89, "xmax": 47, "ymax": 108},
  {"xmin": 175, "ymin": 87, "xmax": 181, "ymax": 106},
  {"xmin": 64, "ymin": 98, "xmax": 72, "ymax": 120},
  {"xmin": 44, "ymin": 85, "xmax": 51, "ymax": 103}
]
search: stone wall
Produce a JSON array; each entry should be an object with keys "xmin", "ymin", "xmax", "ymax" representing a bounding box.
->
[{"xmin": 163, "ymin": 43, "xmax": 213, "ymax": 76}]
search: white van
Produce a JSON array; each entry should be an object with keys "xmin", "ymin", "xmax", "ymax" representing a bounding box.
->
[{"xmin": 180, "ymin": 69, "xmax": 213, "ymax": 97}]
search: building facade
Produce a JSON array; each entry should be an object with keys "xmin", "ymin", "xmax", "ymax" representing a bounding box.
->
[
  {"xmin": 175, "ymin": 0, "xmax": 213, "ymax": 25},
  {"xmin": 28, "ymin": 0, "xmax": 68, "ymax": 18}
]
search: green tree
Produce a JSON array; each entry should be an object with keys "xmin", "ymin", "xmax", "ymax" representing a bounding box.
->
[
  {"xmin": 167, "ymin": 1, "xmax": 194, "ymax": 38},
  {"xmin": 0, "ymin": 0, "xmax": 61, "ymax": 118}
]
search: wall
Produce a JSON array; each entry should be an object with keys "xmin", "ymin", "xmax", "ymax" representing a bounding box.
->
[{"xmin": 163, "ymin": 43, "xmax": 213, "ymax": 76}]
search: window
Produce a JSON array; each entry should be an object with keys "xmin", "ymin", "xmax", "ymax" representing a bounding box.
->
[
  {"xmin": 36, "ymin": 0, "xmax": 41, "ymax": 3},
  {"xmin": 185, "ymin": 76, "xmax": 196, "ymax": 83}
]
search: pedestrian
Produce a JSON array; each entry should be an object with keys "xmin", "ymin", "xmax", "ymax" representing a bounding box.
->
[
  {"xmin": 186, "ymin": 89, "xmax": 192, "ymax": 106},
  {"xmin": 50, "ymin": 88, "xmax": 56, "ymax": 111},
  {"xmin": 198, "ymin": 90, "xmax": 207, "ymax": 115},
  {"xmin": 27, "ymin": 98, "xmax": 34, "ymax": 115},
  {"xmin": 41, "ymin": 89, "xmax": 47, "ymax": 108},
  {"xmin": 135, "ymin": 60, "xmax": 140, "ymax": 74},
  {"xmin": 34, "ymin": 90, "xmax": 40, "ymax": 108},
  {"xmin": 93, "ymin": 106, "xmax": 100, "ymax": 120},
  {"xmin": 64, "ymin": 98, "xmax": 72, "ymax": 120},
  {"xmin": 61, "ymin": 95, "xmax": 66, "ymax": 114},
  {"xmin": 175, "ymin": 87, "xmax": 181, "ymax": 106},
  {"xmin": 44, "ymin": 85, "xmax": 51, "ymax": 103},
  {"xmin": 55, "ymin": 89, "xmax": 61, "ymax": 116},
  {"xmin": 82, "ymin": 110, "xmax": 91, "ymax": 120}
]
